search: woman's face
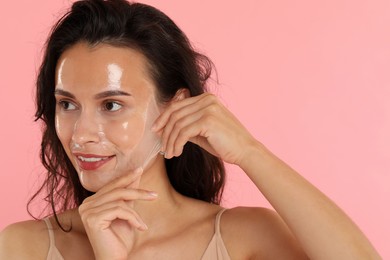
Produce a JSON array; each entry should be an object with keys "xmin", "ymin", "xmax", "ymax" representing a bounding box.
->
[{"xmin": 54, "ymin": 42, "xmax": 161, "ymax": 192}]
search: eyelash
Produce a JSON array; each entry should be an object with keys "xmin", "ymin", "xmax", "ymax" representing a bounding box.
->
[
  {"xmin": 58, "ymin": 100, "xmax": 77, "ymax": 111},
  {"xmin": 56, "ymin": 99, "xmax": 123, "ymax": 112},
  {"xmin": 102, "ymin": 100, "xmax": 123, "ymax": 112}
]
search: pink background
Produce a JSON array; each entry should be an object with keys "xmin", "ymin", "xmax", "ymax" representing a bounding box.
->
[{"xmin": 0, "ymin": 0, "xmax": 389, "ymax": 258}]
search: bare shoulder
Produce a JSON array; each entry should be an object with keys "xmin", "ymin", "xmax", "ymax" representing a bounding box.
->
[
  {"xmin": 0, "ymin": 219, "xmax": 49, "ymax": 259},
  {"xmin": 221, "ymin": 207, "xmax": 309, "ymax": 259}
]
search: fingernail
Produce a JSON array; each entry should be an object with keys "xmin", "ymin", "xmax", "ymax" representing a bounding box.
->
[
  {"xmin": 142, "ymin": 222, "xmax": 148, "ymax": 230},
  {"xmin": 148, "ymin": 191, "xmax": 158, "ymax": 197},
  {"xmin": 164, "ymin": 151, "xmax": 171, "ymax": 159},
  {"xmin": 151, "ymin": 124, "xmax": 158, "ymax": 132},
  {"xmin": 139, "ymin": 222, "xmax": 148, "ymax": 230},
  {"xmin": 134, "ymin": 167, "xmax": 143, "ymax": 175}
]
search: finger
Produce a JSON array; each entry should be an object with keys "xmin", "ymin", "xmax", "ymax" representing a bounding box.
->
[
  {"xmin": 152, "ymin": 93, "xmax": 210, "ymax": 133},
  {"xmin": 82, "ymin": 205, "xmax": 148, "ymax": 231},
  {"xmin": 159, "ymin": 101, "xmax": 200, "ymax": 152},
  {"xmin": 80, "ymin": 200, "xmax": 147, "ymax": 230},
  {"xmin": 190, "ymin": 136, "xmax": 219, "ymax": 157},
  {"xmin": 82, "ymin": 188, "xmax": 158, "ymax": 209},
  {"xmin": 92, "ymin": 168, "xmax": 143, "ymax": 198},
  {"xmin": 163, "ymin": 109, "xmax": 205, "ymax": 158},
  {"xmin": 160, "ymin": 95, "xmax": 215, "ymax": 152},
  {"xmin": 167, "ymin": 114, "xmax": 219, "ymax": 159},
  {"xmin": 126, "ymin": 171, "xmax": 142, "ymax": 190}
]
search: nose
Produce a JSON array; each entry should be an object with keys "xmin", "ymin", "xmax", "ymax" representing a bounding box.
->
[{"xmin": 71, "ymin": 111, "xmax": 101, "ymax": 145}]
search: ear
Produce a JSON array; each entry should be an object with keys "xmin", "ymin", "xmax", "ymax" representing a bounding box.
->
[{"xmin": 172, "ymin": 88, "xmax": 190, "ymax": 102}]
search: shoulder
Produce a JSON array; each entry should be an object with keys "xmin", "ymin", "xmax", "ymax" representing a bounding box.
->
[
  {"xmin": 221, "ymin": 207, "xmax": 309, "ymax": 259},
  {"xmin": 0, "ymin": 219, "xmax": 49, "ymax": 259}
]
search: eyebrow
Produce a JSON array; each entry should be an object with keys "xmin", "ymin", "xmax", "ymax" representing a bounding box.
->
[
  {"xmin": 54, "ymin": 89, "xmax": 132, "ymax": 99},
  {"xmin": 54, "ymin": 89, "xmax": 75, "ymax": 98},
  {"xmin": 94, "ymin": 90, "xmax": 132, "ymax": 99}
]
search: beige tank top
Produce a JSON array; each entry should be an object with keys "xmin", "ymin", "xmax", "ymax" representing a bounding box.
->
[{"xmin": 43, "ymin": 208, "xmax": 231, "ymax": 260}]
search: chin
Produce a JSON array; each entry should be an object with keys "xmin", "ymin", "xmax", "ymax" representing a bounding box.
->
[{"xmin": 78, "ymin": 170, "xmax": 115, "ymax": 192}]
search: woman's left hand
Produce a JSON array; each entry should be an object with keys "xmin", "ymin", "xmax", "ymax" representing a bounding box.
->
[{"xmin": 152, "ymin": 93, "xmax": 257, "ymax": 166}]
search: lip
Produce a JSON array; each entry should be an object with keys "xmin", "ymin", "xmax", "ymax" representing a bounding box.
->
[{"xmin": 73, "ymin": 153, "xmax": 115, "ymax": 171}]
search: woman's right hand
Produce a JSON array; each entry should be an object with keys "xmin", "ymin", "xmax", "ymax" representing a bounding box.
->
[{"xmin": 78, "ymin": 168, "xmax": 158, "ymax": 260}]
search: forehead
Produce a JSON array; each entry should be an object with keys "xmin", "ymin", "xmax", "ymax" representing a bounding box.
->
[{"xmin": 55, "ymin": 42, "xmax": 153, "ymax": 89}]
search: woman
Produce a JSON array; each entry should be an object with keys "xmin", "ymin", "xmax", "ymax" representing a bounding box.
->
[{"xmin": 0, "ymin": 0, "xmax": 380, "ymax": 259}]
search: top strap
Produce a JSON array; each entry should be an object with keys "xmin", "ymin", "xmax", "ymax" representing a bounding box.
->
[
  {"xmin": 43, "ymin": 218, "xmax": 55, "ymax": 246},
  {"xmin": 214, "ymin": 208, "xmax": 228, "ymax": 235}
]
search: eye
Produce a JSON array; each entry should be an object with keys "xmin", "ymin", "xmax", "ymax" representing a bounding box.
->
[
  {"xmin": 103, "ymin": 101, "xmax": 122, "ymax": 112},
  {"xmin": 58, "ymin": 100, "xmax": 77, "ymax": 111}
]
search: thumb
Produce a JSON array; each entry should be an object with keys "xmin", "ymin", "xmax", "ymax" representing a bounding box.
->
[
  {"xmin": 126, "ymin": 167, "xmax": 143, "ymax": 189},
  {"xmin": 189, "ymin": 136, "xmax": 218, "ymax": 157}
]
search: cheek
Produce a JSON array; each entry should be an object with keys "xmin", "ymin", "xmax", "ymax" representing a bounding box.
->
[
  {"xmin": 55, "ymin": 114, "xmax": 76, "ymax": 158},
  {"xmin": 104, "ymin": 114, "xmax": 146, "ymax": 150}
]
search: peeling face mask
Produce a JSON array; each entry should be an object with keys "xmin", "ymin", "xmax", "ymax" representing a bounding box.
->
[
  {"xmin": 70, "ymin": 90, "xmax": 162, "ymax": 188},
  {"xmin": 54, "ymin": 43, "xmax": 163, "ymax": 192}
]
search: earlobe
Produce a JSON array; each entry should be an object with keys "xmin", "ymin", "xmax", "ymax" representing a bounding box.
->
[{"xmin": 173, "ymin": 88, "xmax": 190, "ymax": 101}]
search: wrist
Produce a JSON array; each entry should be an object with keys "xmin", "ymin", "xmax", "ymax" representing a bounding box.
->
[{"xmin": 236, "ymin": 139, "xmax": 270, "ymax": 170}]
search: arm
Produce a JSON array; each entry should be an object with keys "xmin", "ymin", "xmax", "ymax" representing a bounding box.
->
[
  {"xmin": 239, "ymin": 141, "xmax": 381, "ymax": 259},
  {"xmin": 153, "ymin": 92, "xmax": 381, "ymax": 259}
]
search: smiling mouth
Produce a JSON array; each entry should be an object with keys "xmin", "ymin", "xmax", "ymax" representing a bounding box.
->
[
  {"xmin": 77, "ymin": 156, "xmax": 109, "ymax": 162},
  {"xmin": 74, "ymin": 154, "xmax": 115, "ymax": 171}
]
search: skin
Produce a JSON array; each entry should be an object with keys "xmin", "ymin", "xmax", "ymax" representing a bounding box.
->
[
  {"xmin": 55, "ymin": 43, "xmax": 160, "ymax": 192},
  {"xmin": 0, "ymin": 42, "xmax": 381, "ymax": 259}
]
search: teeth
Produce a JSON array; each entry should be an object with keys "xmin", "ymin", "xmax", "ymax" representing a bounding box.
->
[{"xmin": 78, "ymin": 156, "xmax": 108, "ymax": 162}]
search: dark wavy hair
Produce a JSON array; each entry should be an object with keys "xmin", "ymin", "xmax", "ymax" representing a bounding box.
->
[{"xmin": 28, "ymin": 0, "xmax": 225, "ymax": 227}]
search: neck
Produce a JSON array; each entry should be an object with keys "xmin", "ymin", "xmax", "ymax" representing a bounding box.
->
[{"xmin": 134, "ymin": 154, "xmax": 185, "ymax": 226}]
